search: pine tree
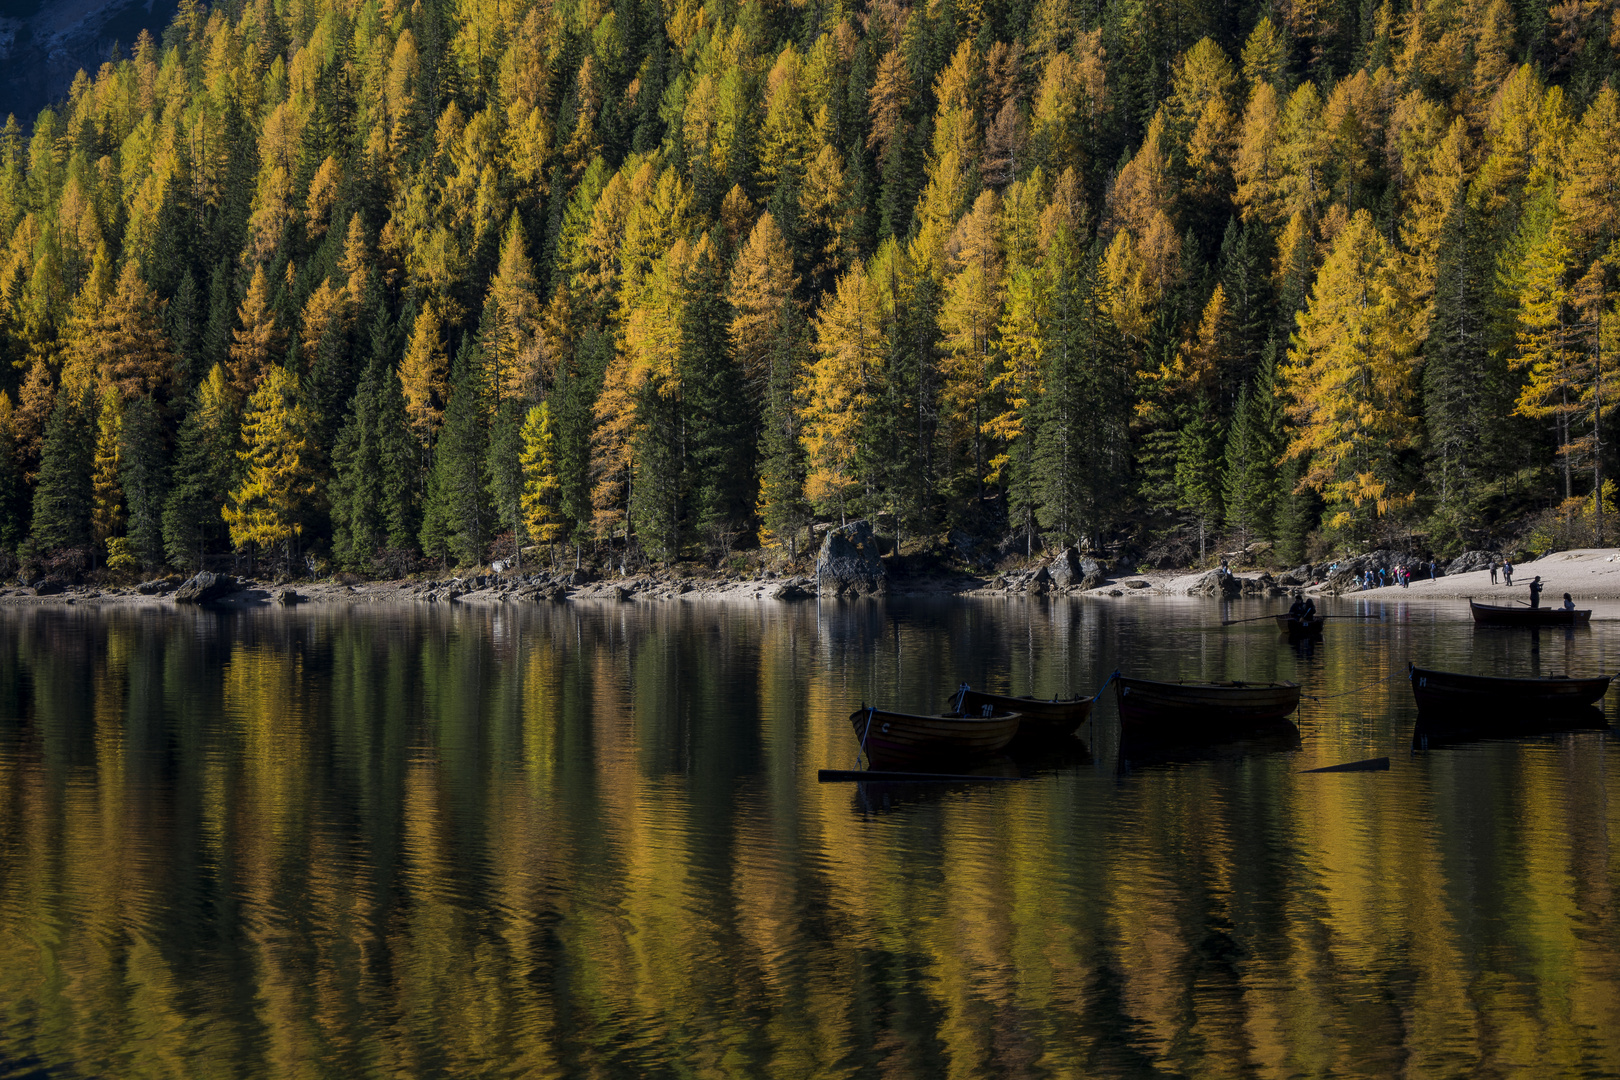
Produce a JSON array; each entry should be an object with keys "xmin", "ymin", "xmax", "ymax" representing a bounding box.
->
[
  {"xmin": 120, "ymin": 395, "xmax": 169, "ymax": 572},
  {"xmin": 0, "ymin": 394, "xmax": 29, "ymax": 551},
  {"xmin": 224, "ymin": 365, "xmax": 313, "ymax": 570},
  {"xmin": 29, "ymin": 389, "xmax": 94, "ymax": 557},
  {"xmin": 486, "ymin": 397, "xmax": 527, "ymax": 565},
  {"xmin": 1174, "ymin": 396, "xmax": 1225, "ymax": 562},
  {"xmin": 1033, "ymin": 238, "xmax": 1129, "ymax": 544},
  {"xmin": 1221, "ymin": 349, "xmax": 1286, "ymax": 546},
  {"xmin": 757, "ymin": 299, "xmax": 812, "ymax": 560},
  {"xmin": 419, "ymin": 339, "xmax": 493, "ymax": 567},
  {"xmin": 163, "ymin": 366, "xmax": 238, "ymax": 571},
  {"xmin": 682, "ymin": 238, "xmax": 746, "ymax": 557}
]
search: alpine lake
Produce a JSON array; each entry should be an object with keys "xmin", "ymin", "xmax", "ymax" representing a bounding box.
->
[{"xmin": 2, "ymin": 593, "xmax": 1619, "ymax": 1079}]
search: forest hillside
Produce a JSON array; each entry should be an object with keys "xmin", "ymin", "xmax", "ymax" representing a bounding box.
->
[{"xmin": 1, "ymin": 0, "xmax": 1618, "ymax": 578}]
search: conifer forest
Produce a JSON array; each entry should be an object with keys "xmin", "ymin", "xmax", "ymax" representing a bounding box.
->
[{"xmin": 1, "ymin": 0, "xmax": 1619, "ymax": 577}]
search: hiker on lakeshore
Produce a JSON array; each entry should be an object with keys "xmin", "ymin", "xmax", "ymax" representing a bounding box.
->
[
  {"xmin": 1563, "ymin": 593, "xmax": 1576, "ymax": 611},
  {"xmin": 1528, "ymin": 576, "xmax": 1543, "ymax": 608},
  {"xmin": 1489, "ymin": 560, "xmax": 1499, "ymax": 584},
  {"xmin": 1401, "ymin": 565, "xmax": 1410, "ymax": 588},
  {"xmin": 1504, "ymin": 559, "xmax": 1514, "ymax": 586},
  {"xmin": 1429, "ymin": 560, "xmax": 1437, "ymax": 581},
  {"xmin": 1379, "ymin": 567, "xmax": 1387, "ymax": 587}
]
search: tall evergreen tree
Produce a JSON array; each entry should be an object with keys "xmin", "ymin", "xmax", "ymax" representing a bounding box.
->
[
  {"xmin": 419, "ymin": 339, "xmax": 494, "ymax": 566},
  {"xmin": 120, "ymin": 395, "xmax": 170, "ymax": 572},
  {"xmin": 163, "ymin": 367, "xmax": 239, "ymax": 571},
  {"xmin": 29, "ymin": 389, "xmax": 94, "ymax": 557}
]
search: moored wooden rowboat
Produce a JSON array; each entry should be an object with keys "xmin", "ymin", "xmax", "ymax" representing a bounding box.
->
[
  {"xmin": 1408, "ymin": 663, "xmax": 1612, "ymax": 715},
  {"xmin": 951, "ymin": 686, "xmax": 1093, "ymax": 741},
  {"xmin": 850, "ymin": 706, "xmax": 1022, "ymax": 769},
  {"xmin": 1274, "ymin": 614, "xmax": 1324, "ymax": 640},
  {"xmin": 1468, "ymin": 599, "xmax": 1591, "ymax": 626},
  {"xmin": 1113, "ymin": 676, "xmax": 1301, "ymax": 738}
]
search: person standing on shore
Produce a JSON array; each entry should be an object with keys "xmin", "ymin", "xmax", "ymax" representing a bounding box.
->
[
  {"xmin": 1490, "ymin": 560, "xmax": 1499, "ymax": 584},
  {"xmin": 1429, "ymin": 560, "xmax": 1436, "ymax": 582},
  {"xmin": 1504, "ymin": 559, "xmax": 1514, "ymax": 586}
]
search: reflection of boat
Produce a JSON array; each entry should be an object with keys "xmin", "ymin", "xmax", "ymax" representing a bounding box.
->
[
  {"xmin": 1411, "ymin": 706, "xmax": 1609, "ymax": 750},
  {"xmin": 951, "ymin": 686, "xmax": 1093, "ymax": 742},
  {"xmin": 850, "ymin": 706, "xmax": 1021, "ymax": 768},
  {"xmin": 1409, "ymin": 663, "xmax": 1612, "ymax": 716},
  {"xmin": 1468, "ymin": 599, "xmax": 1591, "ymax": 626},
  {"xmin": 1113, "ymin": 676, "xmax": 1301, "ymax": 738},
  {"xmin": 849, "ymin": 757, "xmax": 1021, "ymax": 813},
  {"xmin": 1121, "ymin": 722, "xmax": 1302, "ymax": 768},
  {"xmin": 1273, "ymin": 614, "xmax": 1324, "ymax": 640}
]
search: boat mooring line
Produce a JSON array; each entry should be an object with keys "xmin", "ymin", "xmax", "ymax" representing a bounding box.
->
[{"xmin": 1302, "ymin": 669, "xmax": 1399, "ymax": 702}]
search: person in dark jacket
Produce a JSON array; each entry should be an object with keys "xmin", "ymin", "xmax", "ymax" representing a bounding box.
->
[{"xmin": 1528, "ymin": 576, "xmax": 1542, "ymax": 608}]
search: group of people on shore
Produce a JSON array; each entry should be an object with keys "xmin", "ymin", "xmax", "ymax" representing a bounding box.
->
[{"xmin": 1352, "ymin": 560, "xmax": 1440, "ymax": 590}]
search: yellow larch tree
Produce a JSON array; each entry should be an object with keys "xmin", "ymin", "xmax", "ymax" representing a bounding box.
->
[
  {"xmin": 939, "ymin": 190, "xmax": 1006, "ymax": 490},
  {"xmin": 1511, "ymin": 216, "xmax": 1584, "ymax": 499},
  {"xmin": 227, "ymin": 264, "xmax": 284, "ymax": 406},
  {"xmin": 482, "ymin": 213, "xmax": 541, "ymax": 411},
  {"xmin": 1282, "ymin": 209, "xmax": 1421, "ymax": 536},
  {"xmin": 224, "ymin": 364, "xmax": 314, "ymax": 566},
  {"xmin": 803, "ymin": 252, "xmax": 892, "ymax": 519},
  {"xmin": 400, "ymin": 302, "xmax": 449, "ymax": 447},
  {"xmin": 59, "ymin": 260, "xmax": 175, "ymax": 403},
  {"xmin": 91, "ymin": 387, "xmax": 124, "ymax": 554},
  {"xmin": 518, "ymin": 401, "xmax": 563, "ymax": 556},
  {"xmin": 728, "ymin": 212, "xmax": 797, "ymax": 407}
]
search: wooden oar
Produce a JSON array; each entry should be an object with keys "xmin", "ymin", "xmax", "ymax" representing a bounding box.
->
[{"xmin": 1219, "ymin": 612, "xmax": 1384, "ymax": 626}]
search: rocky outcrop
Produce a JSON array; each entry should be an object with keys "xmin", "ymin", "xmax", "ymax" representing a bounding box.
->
[
  {"xmin": 173, "ymin": 572, "xmax": 237, "ymax": 605},
  {"xmin": 1047, "ymin": 547, "xmax": 1083, "ymax": 588},
  {"xmin": 772, "ymin": 579, "xmax": 815, "ymax": 600},
  {"xmin": 1184, "ymin": 570, "xmax": 1243, "ymax": 598},
  {"xmin": 274, "ymin": 588, "xmax": 302, "ymax": 606},
  {"xmin": 1446, "ymin": 550, "xmax": 1497, "ymax": 575},
  {"xmin": 815, "ymin": 520, "xmax": 886, "ymax": 596}
]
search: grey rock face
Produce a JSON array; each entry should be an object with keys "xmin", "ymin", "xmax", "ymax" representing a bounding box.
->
[
  {"xmin": 815, "ymin": 520, "xmax": 886, "ymax": 596},
  {"xmin": 173, "ymin": 572, "xmax": 237, "ymax": 605},
  {"xmin": 1446, "ymin": 550, "xmax": 1496, "ymax": 575},
  {"xmin": 1185, "ymin": 570, "xmax": 1242, "ymax": 598}
]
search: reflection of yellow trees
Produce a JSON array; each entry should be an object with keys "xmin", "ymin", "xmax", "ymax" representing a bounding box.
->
[{"xmin": 5, "ymin": 605, "xmax": 1620, "ymax": 1076}]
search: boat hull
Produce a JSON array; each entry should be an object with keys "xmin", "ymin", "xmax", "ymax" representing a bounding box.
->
[
  {"xmin": 1468, "ymin": 600, "xmax": 1592, "ymax": 626},
  {"xmin": 850, "ymin": 707, "xmax": 1021, "ymax": 769},
  {"xmin": 1113, "ymin": 677, "xmax": 1301, "ymax": 739},
  {"xmin": 954, "ymin": 689, "xmax": 1093, "ymax": 741},
  {"xmin": 1274, "ymin": 614, "xmax": 1324, "ymax": 639},
  {"xmin": 1409, "ymin": 664, "xmax": 1611, "ymax": 716}
]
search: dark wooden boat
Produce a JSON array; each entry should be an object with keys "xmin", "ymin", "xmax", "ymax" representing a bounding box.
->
[
  {"xmin": 1468, "ymin": 599, "xmax": 1591, "ymax": 626},
  {"xmin": 1409, "ymin": 663, "xmax": 1612, "ymax": 716},
  {"xmin": 1113, "ymin": 676, "xmax": 1301, "ymax": 738},
  {"xmin": 951, "ymin": 686, "xmax": 1093, "ymax": 741},
  {"xmin": 850, "ymin": 706, "xmax": 1022, "ymax": 769},
  {"xmin": 1274, "ymin": 614, "xmax": 1324, "ymax": 639}
]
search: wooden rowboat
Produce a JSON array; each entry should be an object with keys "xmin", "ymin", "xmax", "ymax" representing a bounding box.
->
[
  {"xmin": 1409, "ymin": 663, "xmax": 1612, "ymax": 716},
  {"xmin": 1113, "ymin": 676, "xmax": 1301, "ymax": 739},
  {"xmin": 1273, "ymin": 614, "xmax": 1324, "ymax": 640},
  {"xmin": 850, "ymin": 706, "xmax": 1022, "ymax": 769},
  {"xmin": 1468, "ymin": 599, "xmax": 1591, "ymax": 626},
  {"xmin": 951, "ymin": 686, "xmax": 1093, "ymax": 742}
]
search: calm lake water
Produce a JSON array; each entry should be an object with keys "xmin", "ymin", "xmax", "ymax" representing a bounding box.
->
[{"xmin": 1, "ymin": 595, "xmax": 1618, "ymax": 1078}]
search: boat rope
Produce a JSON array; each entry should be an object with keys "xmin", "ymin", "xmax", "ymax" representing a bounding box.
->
[
  {"xmin": 1096, "ymin": 670, "xmax": 1122, "ymax": 699},
  {"xmin": 1301, "ymin": 669, "xmax": 1401, "ymax": 702}
]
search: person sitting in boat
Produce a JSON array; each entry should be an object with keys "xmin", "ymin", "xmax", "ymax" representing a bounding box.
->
[
  {"xmin": 1528, "ymin": 575, "xmax": 1542, "ymax": 608},
  {"xmin": 1563, "ymin": 593, "xmax": 1576, "ymax": 611}
]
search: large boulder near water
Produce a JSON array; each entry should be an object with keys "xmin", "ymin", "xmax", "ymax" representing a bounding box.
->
[
  {"xmin": 815, "ymin": 520, "xmax": 886, "ymax": 596},
  {"xmin": 1047, "ymin": 547, "xmax": 1084, "ymax": 588},
  {"xmin": 1185, "ymin": 570, "xmax": 1242, "ymax": 598},
  {"xmin": 772, "ymin": 579, "xmax": 815, "ymax": 600},
  {"xmin": 1446, "ymin": 550, "xmax": 1497, "ymax": 575},
  {"xmin": 173, "ymin": 572, "xmax": 237, "ymax": 605}
]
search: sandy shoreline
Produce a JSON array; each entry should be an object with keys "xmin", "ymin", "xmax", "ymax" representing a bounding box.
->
[{"xmin": 10, "ymin": 547, "xmax": 1620, "ymax": 608}]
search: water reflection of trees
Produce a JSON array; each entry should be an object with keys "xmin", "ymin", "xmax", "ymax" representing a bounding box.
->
[{"xmin": 0, "ymin": 603, "xmax": 1616, "ymax": 1076}]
